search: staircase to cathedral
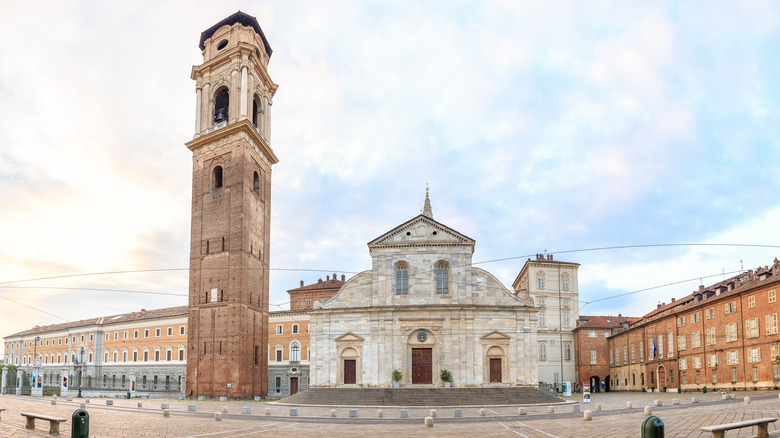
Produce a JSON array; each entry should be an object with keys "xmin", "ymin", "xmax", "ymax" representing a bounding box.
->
[{"xmin": 279, "ymin": 387, "xmax": 564, "ymax": 406}]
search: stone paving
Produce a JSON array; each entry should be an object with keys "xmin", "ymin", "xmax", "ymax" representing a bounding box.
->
[{"xmin": 1, "ymin": 390, "xmax": 780, "ymax": 437}]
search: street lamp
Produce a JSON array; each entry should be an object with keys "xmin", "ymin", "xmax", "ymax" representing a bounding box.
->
[
  {"xmin": 33, "ymin": 336, "xmax": 40, "ymax": 392},
  {"xmin": 77, "ymin": 347, "xmax": 84, "ymax": 398}
]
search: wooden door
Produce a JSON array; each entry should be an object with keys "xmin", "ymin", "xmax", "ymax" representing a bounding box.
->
[
  {"xmin": 344, "ymin": 359, "xmax": 356, "ymax": 384},
  {"xmin": 657, "ymin": 367, "xmax": 666, "ymax": 388},
  {"xmin": 412, "ymin": 348, "xmax": 432, "ymax": 384},
  {"xmin": 290, "ymin": 377, "xmax": 298, "ymax": 395},
  {"xmin": 489, "ymin": 358, "xmax": 502, "ymax": 383}
]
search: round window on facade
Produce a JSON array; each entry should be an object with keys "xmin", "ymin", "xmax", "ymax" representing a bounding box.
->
[{"xmin": 217, "ymin": 39, "xmax": 228, "ymax": 50}]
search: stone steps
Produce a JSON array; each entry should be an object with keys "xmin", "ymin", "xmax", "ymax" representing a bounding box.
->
[{"xmin": 281, "ymin": 387, "xmax": 564, "ymax": 406}]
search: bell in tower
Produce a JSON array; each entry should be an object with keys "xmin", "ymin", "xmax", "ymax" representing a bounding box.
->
[{"xmin": 185, "ymin": 11, "xmax": 278, "ymax": 399}]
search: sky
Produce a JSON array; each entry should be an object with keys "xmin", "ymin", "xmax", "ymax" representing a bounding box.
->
[{"xmin": 1, "ymin": 1, "xmax": 779, "ymax": 357}]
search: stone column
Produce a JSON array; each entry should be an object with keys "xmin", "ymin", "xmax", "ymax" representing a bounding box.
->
[
  {"xmin": 264, "ymin": 98, "xmax": 271, "ymax": 142},
  {"xmin": 1, "ymin": 368, "xmax": 7, "ymax": 395},
  {"xmin": 202, "ymin": 82, "xmax": 211, "ymax": 128},
  {"xmin": 16, "ymin": 370, "xmax": 22, "ymax": 395},
  {"xmin": 240, "ymin": 66, "xmax": 248, "ymax": 119},
  {"xmin": 32, "ymin": 357, "xmax": 43, "ymax": 397}
]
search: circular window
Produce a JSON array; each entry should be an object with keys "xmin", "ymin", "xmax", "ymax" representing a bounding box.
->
[
  {"xmin": 432, "ymin": 231, "xmax": 438, "ymax": 235},
  {"xmin": 406, "ymin": 232, "xmax": 411, "ymax": 236},
  {"xmin": 217, "ymin": 39, "xmax": 228, "ymax": 50}
]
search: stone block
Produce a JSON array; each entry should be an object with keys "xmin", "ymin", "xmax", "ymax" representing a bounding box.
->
[
  {"xmin": 51, "ymin": 400, "xmax": 56, "ymax": 406},
  {"xmin": 572, "ymin": 404, "xmax": 580, "ymax": 412},
  {"xmin": 67, "ymin": 397, "xmax": 73, "ymax": 401},
  {"xmin": 188, "ymin": 404, "xmax": 196, "ymax": 412},
  {"xmin": 547, "ymin": 406, "xmax": 554, "ymax": 414},
  {"xmin": 594, "ymin": 403, "xmax": 601, "ymax": 412},
  {"xmin": 330, "ymin": 409, "xmax": 336, "ymax": 417},
  {"xmin": 584, "ymin": 410, "xmax": 592, "ymax": 421},
  {"xmin": 161, "ymin": 403, "xmax": 169, "ymax": 409},
  {"xmin": 722, "ymin": 394, "xmax": 729, "ymax": 400},
  {"xmin": 198, "ymin": 396, "xmax": 206, "ymax": 401},
  {"xmin": 400, "ymin": 410, "xmax": 408, "ymax": 418},
  {"xmin": 265, "ymin": 408, "xmax": 271, "ymax": 416},
  {"xmin": 377, "ymin": 410, "xmax": 383, "ymax": 418},
  {"xmin": 480, "ymin": 408, "xmax": 486, "ymax": 416},
  {"xmin": 137, "ymin": 402, "xmax": 143, "ymax": 408},
  {"xmin": 219, "ymin": 397, "xmax": 227, "ymax": 402},
  {"xmin": 106, "ymin": 400, "xmax": 113, "ymax": 406},
  {"xmin": 454, "ymin": 409, "xmax": 462, "ymax": 417},
  {"xmin": 221, "ymin": 406, "xmax": 228, "ymax": 413},
  {"xmin": 163, "ymin": 409, "xmax": 170, "ymax": 418},
  {"xmin": 654, "ymin": 400, "xmax": 663, "ymax": 406},
  {"xmin": 644, "ymin": 406, "xmax": 652, "ymax": 416},
  {"xmin": 691, "ymin": 397, "xmax": 698, "ymax": 403},
  {"xmin": 214, "ymin": 412, "xmax": 222, "ymax": 421},
  {"xmin": 672, "ymin": 398, "xmax": 679, "ymax": 405},
  {"xmin": 242, "ymin": 407, "xmax": 251, "ymax": 414},
  {"xmin": 744, "ymin": 396, "xmax": 751, "ymax": 404},
  {"xmin": 349, "ymin": 409, "xmax": 358, "ymax": 418},
  {"xmin": 429, "ymin": 409, "xmax": 437, "ymax": 418},
  {"xmin": 626, "ymin": 401, "xmax": 633, "ymax": 409},
  {"xmin": 518, "ymin": 407, "xmax": 526, "ymax": 415},
  {"xmin": 290, "ymin": 408, "xmax": 298, "ymax": 417},
  {"xmin": 79, "ymin": 403, "xmax": 85, "ymax": 409},
  {"xmin": 425, "ymin": 416, "xmax": 434, "ymax": 428},
  {"xmin": 85, "ymin": 399, "xmax": 90, "ymax": 404}
]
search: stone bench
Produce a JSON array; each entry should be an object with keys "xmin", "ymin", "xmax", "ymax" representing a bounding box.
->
[
  {"xmin": 0, "ymin": 407, "xmax": 5, "ymax": 420},
  {"xmin": 700, "ymin": 417, "xmax": 777, "ymax": 438},
  {"xmin": 20, "ymin": 412, "xmax": 68, "ymax": 435}
]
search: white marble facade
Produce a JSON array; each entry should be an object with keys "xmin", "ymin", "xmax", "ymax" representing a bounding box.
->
[{"xmin": 309, "ymin": 214, "xmax": 539, "ymax": 388}]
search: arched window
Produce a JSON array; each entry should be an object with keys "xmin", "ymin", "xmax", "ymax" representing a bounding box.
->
[
  {"xmin": 395, "ymin": 262, "xmax": 408, "ymax": 295},
  {"xmin": 435, "ymin": 261, "xmax": 449, "ymax": 294},
  {"xmin": 213, "ymin": 87, "xmax": 229, "ymax": 124},
  {"xmin": 213, "ymin": 166, "xmax": 223, "ymax": 189},
  {"xmin": 253, "ymin": 171, "xmax": 260, "ymax": 192},
  {"xmin": 252, "ymin": 94, "xmax": 262, "ymax": 129},
  {"xmin": 290, "ymin": 342, "xmax": 300, "ymax": 362}
]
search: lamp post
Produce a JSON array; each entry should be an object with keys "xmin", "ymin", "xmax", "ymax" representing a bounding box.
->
[
  {"xmin": 32, "ymin": 336, "xmax": 42, "ymax": 397},
  {"xmin": 77, "ymin": 347, "xmax": 84, "ymax": 398}
]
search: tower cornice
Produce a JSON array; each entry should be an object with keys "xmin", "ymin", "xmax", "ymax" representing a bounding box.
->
[{"xmin": 185, "ymin": 119, "xmax": 279, "ymax": 164}]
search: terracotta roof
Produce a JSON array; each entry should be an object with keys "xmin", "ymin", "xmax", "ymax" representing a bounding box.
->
[
  {"xmin": 288, "ymin": 278, "xmax": 345, "ymax": 293},
  {"xmin": 575, "ymin": 315, "xmax": 639, "ymax": 330},
  {"xmin": 4, "ymin": 306, "xmax": 188, "ymax": 339}
]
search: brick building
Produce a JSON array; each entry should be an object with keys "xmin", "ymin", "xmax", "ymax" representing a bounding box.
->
[
  {"xmin": 573, "ymin": 315, "xmax": 636, "ymax": 392},
  {"xmin": 185, "ymin": 11, "xmax": 278, "ymax": 399},
  {"xmin": 608, "ymin": 259, "xmax": 780, "ymax": 392}
]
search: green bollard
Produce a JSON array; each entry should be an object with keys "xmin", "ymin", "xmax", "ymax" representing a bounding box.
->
[
  {"xmin": 641, "ymin": 416, "xmax": 664, "ymax": 438},
  {"xmin": 71, "ymin": 409, "xmax": 89, "ymax": 438},
  {"xmin": 702, "ymin": 386, "xmax": 707, "ymax": 394}
]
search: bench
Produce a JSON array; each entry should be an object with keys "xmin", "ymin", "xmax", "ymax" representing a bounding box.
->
[
  {"xmin": 20, "ymin": 412, "xmax": 67, "ymax": 435},
  {"xmin": 0, "ymin": 407, "xmax": 5, "ymax": 420},
  {"xmin": 701, "ymin": 417, "xmax": 777, "ymax": 438}
]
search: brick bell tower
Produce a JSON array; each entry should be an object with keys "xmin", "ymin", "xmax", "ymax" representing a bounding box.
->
[{"xmin": 185, "ymin": 11, "xmax": 278, "ymax": 399}]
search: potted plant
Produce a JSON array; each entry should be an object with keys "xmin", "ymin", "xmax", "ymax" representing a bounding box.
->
[
  {"xmin": 392, "ymin": 369, "xmax": 402, "ymax": 388},
  {"xmin": 440, "ymin": 369, "xmax": 453, "ymax": 388}
]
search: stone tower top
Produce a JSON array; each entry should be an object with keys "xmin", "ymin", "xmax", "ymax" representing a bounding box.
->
[
  {"xmin": 422, "ymin": 184, "xmax": 433, "ymax": 219},
  {"xmin": 198, "ymin": 11, "xmax": 273, "ymax": 63}
]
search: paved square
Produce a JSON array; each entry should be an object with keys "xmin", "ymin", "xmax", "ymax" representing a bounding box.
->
[{"xmin": 2, "ymin": 391, "xmax": 780, "ymax": 437}]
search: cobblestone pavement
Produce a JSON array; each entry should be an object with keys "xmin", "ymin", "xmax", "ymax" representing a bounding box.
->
[{"xmin": 1, "ymin": 391, "xmax": 780, "ymax": 437}]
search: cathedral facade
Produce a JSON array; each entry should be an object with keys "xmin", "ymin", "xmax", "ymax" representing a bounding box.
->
[{"xmin": 309, "ymin": 199, "xmax": 540, "ymax": 387}]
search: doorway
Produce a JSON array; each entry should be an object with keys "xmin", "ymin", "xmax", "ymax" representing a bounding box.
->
[
  {"xmin": 411, "ymin": 348, "xmax": 432, "ymax": 384},
  {"xmin": 290, "ymin": 377, "xmax": 299, "ymax": 395},
  {"xmin": 489, "ymin": 358, "xmax": 502, "ymax": 383},
  {"xmin": 344, "ymin": 360, "xmax": 356, "ymax": 384}
]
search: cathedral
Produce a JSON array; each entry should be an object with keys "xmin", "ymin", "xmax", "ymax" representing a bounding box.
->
[{"xmin": 309, "ymin": 193, "xmax": 541, "ymax": 387}]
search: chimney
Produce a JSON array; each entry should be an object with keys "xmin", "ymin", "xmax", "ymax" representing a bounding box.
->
[
  {"xmin": 326, "ymin": 275, "xmax": 330, "ymax": 281},
  {"xmin": 318, "ymin": 278, "xmax": 322, "ymax": 283},
  {"xmin": 341, "ymin": 274, "xmax": 346, "ymax": 281},
  {"xmin": 657, "ymin": 303, "xmax": 662, "ymax": 309},
  {"xmin": 671, "ymin": 298, "xmax": 675, "ymax": 302},
  {"xmin": 300, "ymin": 280, "xmax": 304, "ymax": 287},
  {"xmin": 333, "ymin": 273, "xmax": 337, "ymax": 280}
]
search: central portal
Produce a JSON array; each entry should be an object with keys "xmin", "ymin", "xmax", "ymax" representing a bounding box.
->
[{"xmin": 411, "ymin": 348, "xmax": 433, "ymax": 384}]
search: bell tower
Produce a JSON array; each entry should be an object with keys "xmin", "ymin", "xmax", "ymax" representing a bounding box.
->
[{"xmin": 185, "ymin": 11, "xmax": 278, "ymax": 399}]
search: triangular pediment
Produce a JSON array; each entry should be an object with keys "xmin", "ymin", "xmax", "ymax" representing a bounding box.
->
[
  {"xmin": 480, "ymin": 330, "xmax": 511, "ymax": 340},
  {"xmin": 368, "ymin": 215, "xmax": 475, "ymax": 248},
  {"xmin": 334, "ymin": 332, "xmax": 364, "ymax": 342}
]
